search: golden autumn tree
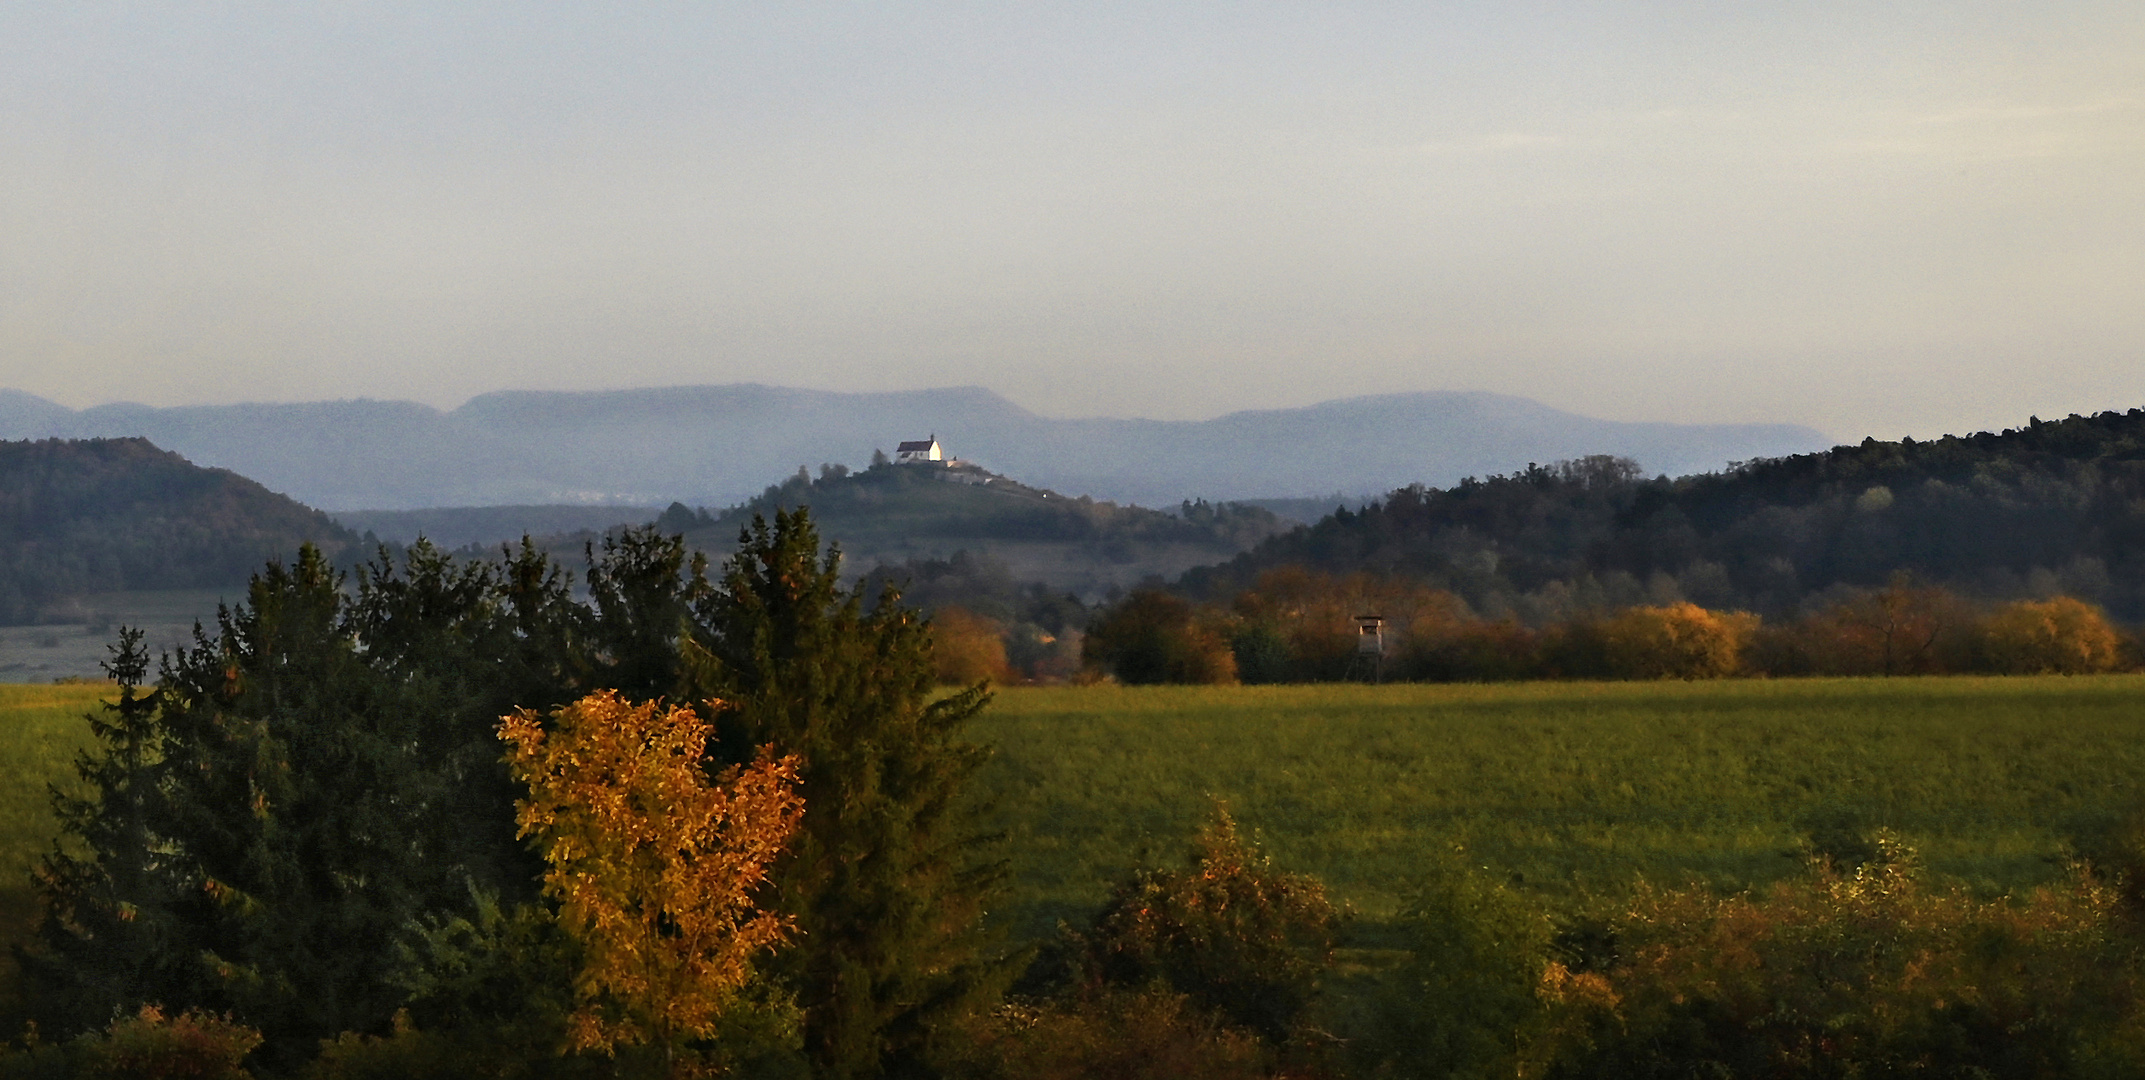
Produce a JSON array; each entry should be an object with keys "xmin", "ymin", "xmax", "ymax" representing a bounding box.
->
[
  {"xmin": 929, "ymin": 605, "xmax": 1016, "ymax": 685},
  {"xmin": 1593, "ymin": 602, "xmax": 1758, "ymax": 679},
  {"xmin": 499, "ymin": 690, "xmax": 805, "ymax": 1073},
  {"xmin": 1978, "ymin": 595, "xmax": 2125, "ymax": 674}
]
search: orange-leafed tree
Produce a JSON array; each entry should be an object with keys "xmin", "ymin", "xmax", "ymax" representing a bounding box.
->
[
  {"xmin": 1761, "ymin": 575, "xmax": 1972, "ymax": 676},
  {"xmin": 1589, "ymin": 602, "xmax": 1758, "ymax": 679},
  {"xmin": 1977, "ymin": 595, "xmax": 2125, "ymax": 674},
  {"xmin": 930, "ymin": 605, "xmax": 1016, "ymax": 685},
  {"xmin": 499, "ymin": 690, "xmax": 805, "ymax": 1073}
]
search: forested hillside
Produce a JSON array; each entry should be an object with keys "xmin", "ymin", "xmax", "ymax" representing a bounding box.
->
[
  {"xmin": 0, "ymin": 438, "xmax": 356, "ymax": 623},
  {"xmin": 1183, "ymin": 408, "xmax": 2145, "ymax": 621},
  {"xmin": 670, "ymin": 456, "xmax": 1288, "ymax": 596}
]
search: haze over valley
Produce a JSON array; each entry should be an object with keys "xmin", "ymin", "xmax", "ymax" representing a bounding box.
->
[{"xmin": 0, "ymin": 384, "xmax": 1827, "ymax": 512}]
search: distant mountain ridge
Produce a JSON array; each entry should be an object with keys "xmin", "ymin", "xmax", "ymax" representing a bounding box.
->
[{"xmin": 0, "ymin": 385, "xmax": 1830, "ymax": 511}]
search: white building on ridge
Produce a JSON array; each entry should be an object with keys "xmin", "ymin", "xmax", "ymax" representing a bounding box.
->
[{"xmin": 895, "ymin": 435, "xmax": 944, "ymax": 464}]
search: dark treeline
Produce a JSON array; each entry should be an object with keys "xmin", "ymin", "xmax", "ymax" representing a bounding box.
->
[
  {"xmin": 1184, "ymin": 407, "xmax": 2145, "ymax": 623},
  {"xmin": 855, "ymin": 550, "xmax": 1094, "ymax": 684},
  {"xmin": 0, "ymin": 439, "xmax": 359, "ymax": 624}
]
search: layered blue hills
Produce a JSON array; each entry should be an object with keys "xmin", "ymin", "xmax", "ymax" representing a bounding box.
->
[{"xmin": 0, "ymin": 385, "xmax": 1829, "ymax": 511}]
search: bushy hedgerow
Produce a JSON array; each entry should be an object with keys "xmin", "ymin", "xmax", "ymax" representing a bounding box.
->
[
  {"xmin": 1535, "ymin": 837, "xmax": 2145, "ymax": 1079},
  {"xmin": 1083, "ymin": 589, "xmax": 1237, "ymax": 684},
  {"xmin": 1099, "ymin": 564, "xmax": 2139, "ymax": 683},
  {"xmin": 0, "ymin": 1006, "xmax": 262, "ymax": 1080}
]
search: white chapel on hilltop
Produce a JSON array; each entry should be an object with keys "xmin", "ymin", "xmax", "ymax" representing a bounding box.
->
[{"xmin": 895, "ymin": 435, "xmax": 944, "ymax": 464}]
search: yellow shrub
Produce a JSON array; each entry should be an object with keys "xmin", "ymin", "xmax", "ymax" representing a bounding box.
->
[
  {"xmin": 1978, "ymin": 596, "xmax": 2124, "ymax": 674},
  {"xmin": 1529, "ymin": 837, "xmax": 2145, "ymax": 1078},
  {"xmin": 1595, "ymin": 603, "xmax": 1757, "ymax": 680},
  {"xmin": 932, "ymin": 606, "xmax": 1017, "ymax": 685}
]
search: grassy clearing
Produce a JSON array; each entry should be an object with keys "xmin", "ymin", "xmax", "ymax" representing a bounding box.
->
[
  {"xmin": 0, "ymin": 684, "xmax": 107, "ymax": 880},
  {"xmin": 0, "ymin": 683, "xmax": 109, "ymax": 1014},
  {"xmin": 969, "ymin": 677, "xmax": 2145, "ymax": 940}
]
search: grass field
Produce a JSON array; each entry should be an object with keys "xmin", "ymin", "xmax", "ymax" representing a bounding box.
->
[
  {"xmin": 5, "ymin": 677, "xmax": 2145, "ymax": 968},
  {"xmin": 969, "ymin": 677, "xmax": 2145, "ymax": 940},
  {"xmin": 0, "ymin": 683, "xmax": 109, "ymax": 1015},
  {"xmin": 0, "ymin": 589, "xmax": 230, "ymax": 682}
]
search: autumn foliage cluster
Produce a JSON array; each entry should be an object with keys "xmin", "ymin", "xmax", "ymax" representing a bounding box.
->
[
  {"xmin": 499, "ymin": 691, "xmax": 804, "ymax": 1068},
  {"xmin": 947, "ymin": 806, "xmax": 1343, "ymax": 1080},
  {"xmin": 1521, "ymin": 838, "xmax": 2145, "ymax": 1079},
  {"xmin": 1083, "ymin": 567, "xmax": 2137, "ymax": 684}
]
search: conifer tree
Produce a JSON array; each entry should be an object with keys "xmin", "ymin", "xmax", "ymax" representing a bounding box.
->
[
  {"xmin": 584, "ymin": 527, "xmax": 712, "ymax": 702},
  {"xmin": 28, "ymin": 517, "xmax": 998, "ymax": 1075},
  {"xmin": 26, "ymin": 543, "xmax": 591, "ymax": 1064},
  {"xmin": 24, "ymin": 628, "xmax": 184, "ymax": 1031},
  {"xmin": 342, "ymin": 538, "xmax": 586, "ymax": 901},
  {"xmin": 686, "ymin": 508, "xmax": 1002, "ymax": 1080},
  {"xmin": 136, "ymin": 546, "xmax": 447, "ymax": 1061}
]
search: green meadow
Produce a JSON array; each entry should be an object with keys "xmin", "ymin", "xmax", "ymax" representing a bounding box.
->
[
  {"xmin": 968, "ymin": 677, "xmax": 2145, "ymax": 940},
  {"xmin": 6, "ymin": 676, "xmax": 2145, "ymax": 955},
  {"xmin": 0, "ymin": 683, "xmax": 107, "ymax": 1013}
]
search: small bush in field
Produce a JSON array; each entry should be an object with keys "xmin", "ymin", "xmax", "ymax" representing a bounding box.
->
[
  {"xmin": 942, "ymin": 988, "xmax": 1275, "ymax": 1080},
  {"xmin": 0, "ymin": 1005, "xmax": 264, "ymax": 1080},
  {"xmin": 932, "ymin": 606, "xmax": 1017, "ymax": 685},
  {"xmin": 93, "ymin": 1007, "xmax": 262, "ymax": 1080},
  {"xmin": 303, "ymin": 1010, "xmax": 626, "ymax": 1080},
  {"xmin": 1083, "ymin": 590, "xmax": 1237, "ymax": 685},
  {"xmin": 1977, "ymin": 595, "xmax": 2125, "ymax": 674},
  {"xmin": 1373, "ymin": 867, "xmax": 1556, "ymax": 1080},
  {"xmin": 1535, "ymin": 834, "xmax": 2145, "ymax": 1079},
  {"xmin": 1078, "ymin": 806, "xmax": 1338, "ymax": 1044}
]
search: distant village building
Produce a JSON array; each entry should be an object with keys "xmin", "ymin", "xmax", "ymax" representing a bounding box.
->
[{"xmin": 895, "ymin": 436, "xmax": 944, "ymax": 464}]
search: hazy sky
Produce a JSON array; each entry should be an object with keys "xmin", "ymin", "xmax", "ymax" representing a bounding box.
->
[{"xmin": 2, "ymin": 2, "xmax": 2139, "ymax": 440}]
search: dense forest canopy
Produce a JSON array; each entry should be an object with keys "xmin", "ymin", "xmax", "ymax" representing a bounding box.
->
[
  {"xmin": 0, "ymin": 438, "xmax": 357, "ymax": 623},
  {"xmin": 1182, "ymin": 408, "xmax": 2145, "ymax": 622}
]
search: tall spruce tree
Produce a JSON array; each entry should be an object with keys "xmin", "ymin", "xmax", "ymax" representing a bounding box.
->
[
  {"xmin": 23, "ymin": 628, "xmax": 184, "ymax": 1031},
  {"xmin": 687, "ymin": 508, "xmax": 1002, "ymax": 1080},
  {"xmin": 25, "ymin": 542, "xmax": 591, "ymax": 1064},
  {"xmin": 584, "ymin": 526, "xmax": 712, "ymax": 702}
]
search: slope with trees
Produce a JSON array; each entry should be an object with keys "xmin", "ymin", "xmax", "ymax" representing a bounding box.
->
[
  {"xmin": 1182, "ymin": 408, "xmax": 2145, "ymax": 623},
  {"xmin": 0, "ymin": 438, "xmax": 358, "ymax": 624},
  {"xmin": 669, "ymin": 456, "xmax": 1289, "ymax": 599}
]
